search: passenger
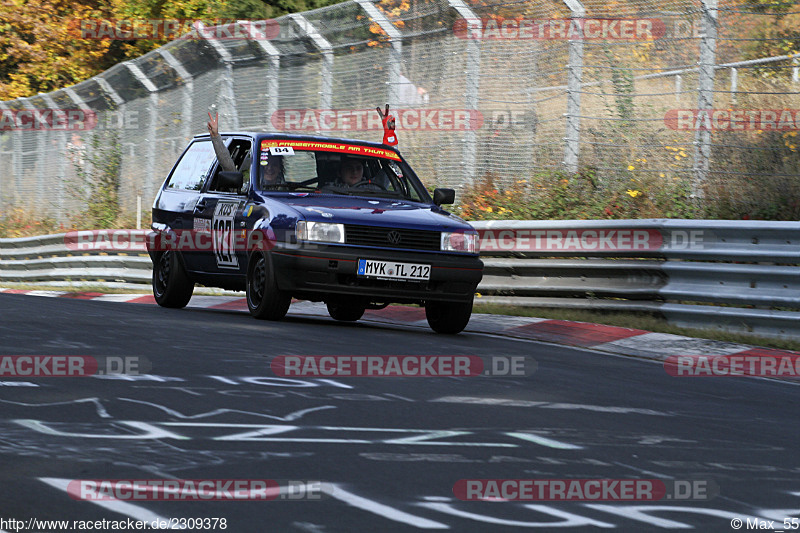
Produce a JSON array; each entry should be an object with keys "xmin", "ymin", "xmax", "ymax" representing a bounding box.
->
[
  {"xmin": 207, "ymin": 112, "xmax": 283, "ymax": 188},
  {"xmin": 259, "ymin": 152, "xmax": 284, "ymax": 187}
]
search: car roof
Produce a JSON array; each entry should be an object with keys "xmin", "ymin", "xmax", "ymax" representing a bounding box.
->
[{"xmin": 193, "ymin": 132, "xmax": 400, "ymax": 154}]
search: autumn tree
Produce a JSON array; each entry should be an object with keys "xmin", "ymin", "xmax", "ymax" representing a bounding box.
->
[
  {"xmin": 0, "ymin": 0, "xmax": 345, "ymax": 100},
  {"xmin": 0, "ymin": 0, "xmax": 122, "ymax": 99}
]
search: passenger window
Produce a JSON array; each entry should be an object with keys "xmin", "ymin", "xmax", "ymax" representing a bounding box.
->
[
  {"xmin": 166, "ymin": 140, "xmax": 216, "ymax": 191},
  {"xmin": 209, "ymin": 139, "xmax": 252, "ymax": 194}
]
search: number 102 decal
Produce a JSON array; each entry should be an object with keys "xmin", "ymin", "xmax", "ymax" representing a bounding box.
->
[{"xmin": 213, "ymin": 201, "xmax": 239, "ymax": 269}]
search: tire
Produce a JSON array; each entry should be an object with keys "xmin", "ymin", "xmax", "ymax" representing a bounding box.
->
[
  {"xmin": 425, "ymin": 299, "xmax": 473, "ymax": 334},
  {"xmin": 327, "ymin": 299, "xmax": 366, "ymax": 322},
  {"xmin": 246, "ymin": 251, "xmax": 291, "ymax": 320},
  {"xmin": 152, "ymin": 251, "xmax": 194, "ymax": 308}
]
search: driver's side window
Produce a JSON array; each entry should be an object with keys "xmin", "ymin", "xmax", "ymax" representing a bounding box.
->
[{"xmin": 208, "ymin": 138, "xmax": 252, "ymax": 194}]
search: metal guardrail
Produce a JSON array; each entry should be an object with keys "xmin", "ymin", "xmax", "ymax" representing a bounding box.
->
[
  {"xmin": 472, "ymin": 219, "xmax": 800, "ymax": 340},
  {"xmin": 0, "ymin": 231, "xmax": 151, "ymax": 284},
  {"xmin": 2, "ymin": 220, "xmax": 800, "ymax": 340}
]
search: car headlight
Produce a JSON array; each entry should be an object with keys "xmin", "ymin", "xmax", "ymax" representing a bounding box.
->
[
  {"xmin": 296, "ymin": 221, "xmax": 345, "ymax": 243},
  {"xmin": 441, "ymin": 231, "xmax": 479, "ymax": 253}
]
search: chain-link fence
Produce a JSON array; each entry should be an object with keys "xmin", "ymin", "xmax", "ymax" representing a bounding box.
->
[{"xmin": 1, "ymin": 0, "xmax": 798, "ymax": 223}]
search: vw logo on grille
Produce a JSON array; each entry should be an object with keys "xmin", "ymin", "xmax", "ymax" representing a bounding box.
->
[{"xmin": 386, "ymin": 231, "xmax": 402, "ymax": 245}]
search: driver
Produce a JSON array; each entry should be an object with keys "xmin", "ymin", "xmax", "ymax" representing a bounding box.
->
[{"xmin": 337, "ymin": 155, "xmax": 365, "ymax": 187}]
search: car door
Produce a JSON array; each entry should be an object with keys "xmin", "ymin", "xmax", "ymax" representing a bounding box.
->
[
  {"xmin": 156, "ymin": 139, "xmax": 217, "ymax": 274},
  {"xmin": 189, "ymin": 137, "xmax": 253, "ymax": 275}
]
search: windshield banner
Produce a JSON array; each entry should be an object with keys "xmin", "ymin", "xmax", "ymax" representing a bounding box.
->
[{"xmin": 260, "ymin": 139, "xmax": 401, "ymax": 161}]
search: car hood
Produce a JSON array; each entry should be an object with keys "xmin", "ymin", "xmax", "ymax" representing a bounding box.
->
[{"xmin": 277, "ymin": 194, "xmax": 474, "ymax": 232}]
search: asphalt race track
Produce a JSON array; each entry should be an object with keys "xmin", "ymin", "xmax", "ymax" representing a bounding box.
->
[{"xmin": 0, "ymin": 292, "xmax": 798, "ymax": 531}]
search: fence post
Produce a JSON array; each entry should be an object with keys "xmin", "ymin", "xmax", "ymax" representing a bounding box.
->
[
  {"xmin": 793, "ymin": 57, "xmax": 799, "ymax": 84},
  {"xmin": 41, "ymin": 94, "xmax": 69, "ymax": 222},
  {"xmin": 93, "ymin": 76, "xmax": 125, "ymax": 195},
  {"xmin": 265, "ymin": 50, "xmax": 281, "ymax": 130},
  {"xmin": 692, "ymin": 0, "xmax": 718, "ymax": 199},
  {"xmin": 196, "ymin": 22, "xmax": 239, "ymax": 129},
  {"xmin": 63, "ymin": 87, "xmax": 96, "ymax": 224},
  {"xmin": 563, "ymin": 0, "xmax": 585, "ymax": 174},
  {"xmin": 354, "ymin": 0, "xmax": 402, "ymax": 106},
  {"xmin": 87, "ymin": 78, "xmax": 125, "ymax": 198},
  {"xmin": 290, "ymin": 14, "xmax": 333, "ymax": 118},
  {"xmin": 95, "ymin": 77, "xmax": 125, "ymax": 110},
  {"xmin": 18, "ymin": 98, "xmax": 46, "ymax": 208},
  {"xmin": 157, "ymin": 49, "xmax": 194, "ymax": 143},
  {"xmin": 730, "ymin": 67, "xmax": 738, "ymax": 106},
  {"xmin": 448, "ymin": 0, "xmax": 481, "ymax": 187},
  {"xmin": 0, "ymin": 102, "xmax": 10, "ymax": 207},
  {"xmin": 223, "ymin": 63, "xmax": 239, "ymax": 130},
  {"xmin": 125, "ymin": 62, "xmax": 159, "ymax": 204},
  {"xmin": 240, "ymin": 22, "xmax": 281, "ymax": 130}
]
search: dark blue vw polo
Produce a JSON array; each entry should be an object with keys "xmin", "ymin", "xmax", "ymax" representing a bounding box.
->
[{"xmin": 148, "ymin": 133, "xmax": 483, "ymax": 333}]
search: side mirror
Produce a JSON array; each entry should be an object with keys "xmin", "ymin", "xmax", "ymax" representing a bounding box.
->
[
  {"xmin": 433, "ymin": 188, "xmax": 455, "ymax": 206},
  {"xmin": 218, "ymin": 171, "xmax": 244, "ymax": 190}
]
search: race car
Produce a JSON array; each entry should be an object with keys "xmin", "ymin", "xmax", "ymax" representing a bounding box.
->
[{"xmin": 147, "ymin": 132, "xmax": 483, "ymax": 334}]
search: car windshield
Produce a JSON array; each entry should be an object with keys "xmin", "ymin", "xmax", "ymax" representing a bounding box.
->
[{"xmin": 256, "ymin": 139, "xmax": 428, "ymax": 202}]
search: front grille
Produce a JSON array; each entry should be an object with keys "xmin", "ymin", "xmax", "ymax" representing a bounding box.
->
[{"xmin": 345, "ymin": 225, "xmax": 440, "ymax": 251}]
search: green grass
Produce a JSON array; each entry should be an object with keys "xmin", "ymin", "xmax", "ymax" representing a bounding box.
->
[{"xmin": 472, "ymin": 303, "xmax": 800, "ymax": 353}]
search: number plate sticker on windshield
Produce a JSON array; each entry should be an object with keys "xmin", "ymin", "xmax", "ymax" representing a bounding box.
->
[
  {"xmin": 357, "ymin": 259, "xmax": 431, "ymax": 281},
  {"xmin": 269, "ymin": 146, "xmax": 295, "ymax": 155}
]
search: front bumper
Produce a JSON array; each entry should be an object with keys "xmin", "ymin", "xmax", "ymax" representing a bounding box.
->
[{"xmin": 272, "ymin": 244, "xmax": 483, "ymax": 304}]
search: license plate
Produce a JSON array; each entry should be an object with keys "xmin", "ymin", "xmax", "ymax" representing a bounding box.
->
[{"xmin": 357, "ymin": 259, "xmax": 431, "ymax": 281}]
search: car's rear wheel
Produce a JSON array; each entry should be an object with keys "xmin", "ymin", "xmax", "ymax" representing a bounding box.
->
[
  {"xmin": 326, "ymin": 299, "xmax": 366, "ymax": 322},
  {"xmin": 247, "ymin": 251, "xmax": 291, "ymax": 320},
  {"xmin": 153, "ymin": 251, "xmax": 194, "ymax": 308},
  {"xmin": 425, "ymin": 299, "xmax": 473, "ymax": 334}
]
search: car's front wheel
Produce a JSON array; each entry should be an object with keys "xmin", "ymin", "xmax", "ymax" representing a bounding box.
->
[
  {"xmin": 152, "ymin": 251, "xmax": 194, "ymax": 308},
  {"xmin": 425, "ymin": 299, "xmax": 473, "ymax": 334},
  {"xmin": 326, "ymin": 299, "xmax": 366, "ymax": 322},
  {"xmin": 247, "ymin": 251, "xmax": 291, "ymax": 320}
]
